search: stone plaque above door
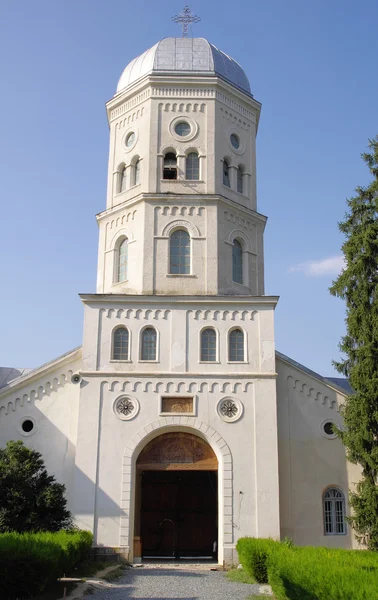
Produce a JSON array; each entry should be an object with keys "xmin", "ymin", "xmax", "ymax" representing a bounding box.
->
[{"xmin": 161, "ymin": 396, "xmax": 194, "ymax": 414}]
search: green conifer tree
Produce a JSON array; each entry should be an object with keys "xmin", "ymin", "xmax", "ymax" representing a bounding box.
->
[
  {"xmin": 330, "ymin": 135, "xmax": 378, "ymax": 549},
  {"xmin": 0, "ymin": 440, "xmax": 72, "ymax": 533}
]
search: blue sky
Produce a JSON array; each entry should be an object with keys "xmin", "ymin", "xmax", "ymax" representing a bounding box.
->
[{"xmin": 0, "ymin": 0, "xmax": 377, "ymax": 375}]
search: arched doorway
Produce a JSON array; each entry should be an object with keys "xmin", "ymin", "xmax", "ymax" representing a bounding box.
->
[{"xmin": 134, "ymin": 432, "xmax": 218, "ymax": 561}]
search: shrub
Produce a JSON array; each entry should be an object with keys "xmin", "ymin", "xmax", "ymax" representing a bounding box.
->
[
  {"xmin": 236, "ymin": 537, "xmax": 279, "ymax": 583},
  {"xmin": 0, "ymin": 530, "xmax": 93, "ymax": 599},
  {"xmin": 237, "ymin": 537, "xmax": 378, "ymax": 600},
  {"xmin": 0, "ymin": 441, "xmax": 72, "ymax": 533}
]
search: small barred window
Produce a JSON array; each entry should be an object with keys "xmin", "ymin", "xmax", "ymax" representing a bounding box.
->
[
  {"xmin": 201, "ymin": 328, "xmax": 217, "ymax": 362},
  {"xmin": 323, "ymin": 488, "xmax": 346, "ymax": 535},
  {"xmin": 141, "ymin": 328, "xmax": 157, "ymax": 361},
  {"xmin": 229, "ymin": 329, "xmax": 244, "ymax": 362},
  {"xmin": 112, "ymin": 328, "xmax": 129, "ymax": 361},
  {"xmin": 118, "ymin": 238, "xmax": 128, "ymax": 282}
]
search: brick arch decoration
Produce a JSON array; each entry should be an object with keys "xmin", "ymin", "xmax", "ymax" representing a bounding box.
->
[{"xmin": 119, "ymin": 418, "xmax": 233, "ymax": 553}]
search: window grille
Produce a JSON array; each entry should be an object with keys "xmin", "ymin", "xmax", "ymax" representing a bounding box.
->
[
  {"xmin": 113, "ymin": 328, "xmax": 129, "ymax": 360},
  {"xmin": 223, "ymin": 160, "xmax": 230, "ymax": 187},
  {"xmin": 141, "ymin": 328, "xmax": 157, "ymax": 361},
  {"xmin": 323, "ymin": 488, "xmax": 346, "ymax": 535},
  {"xmin": 186, "ymin": 153, "xmax": 199, "ymax": 180},
  {"xmin": 134, "ymin": 159, "xmax": 140, "ymax": 185},
  {"xmin": 232, "ymin": 239, "xmax": 243, "ymax": 284},
  {"xmin": 120, "ymin": 166, "xmax": 127, "ymax": 192},
  {"xmin": 163, "ymin": 153, "xmax": 178, "ymax": 180},
  {"xmin": 118, "ymin": 238, "xmax": 128, "ymax": 282},
  {"xmin": 237, "ymin": 167, "xmax": 243, "ymax": 194},
  {"xmin": 170, "ymin": 229, "xmax": 190, "ymax": 274},
  {"xmin": 229, "ymin": 329, "xmax": 244, "ymax": 362},
  {"xmin": 201, "ymin": 328, "xmax": 217, "ymax": 362}
]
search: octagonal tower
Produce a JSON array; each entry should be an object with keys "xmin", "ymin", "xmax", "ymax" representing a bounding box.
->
[{"xmin": 76, "ymin": 36, "xmax": 280, "ymax": 566}]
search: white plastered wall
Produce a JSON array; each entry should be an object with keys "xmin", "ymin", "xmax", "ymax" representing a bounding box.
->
[
  {"xmin": 74, "ymin": 297, "xmax": 280, "ymax": 563},
  {"xmin": 0, "ymin": 353, "xmax": 82, "ymax": 512},
  {"xmin": 276, "ymin": 356, "xmax": 362, "ymax": 549}
]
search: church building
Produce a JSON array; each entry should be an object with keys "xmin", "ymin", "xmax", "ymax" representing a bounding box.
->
[{"xmin": 0, "ymin": 34, "xmax": 360, "ymax": 565}]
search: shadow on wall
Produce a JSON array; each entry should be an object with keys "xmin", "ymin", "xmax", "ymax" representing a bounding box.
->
[{"xmin": 0, "ymin": 400, "xmax": 122, "ymax": 542}]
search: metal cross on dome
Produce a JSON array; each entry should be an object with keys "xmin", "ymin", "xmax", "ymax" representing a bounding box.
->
[{"xmin": 172, "ymin": 5, "xmax": 201, "ymax": 37}]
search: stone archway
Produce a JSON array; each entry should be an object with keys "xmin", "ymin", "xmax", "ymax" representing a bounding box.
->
[{"xmin": 120, "ymin": 419, "xmax": 233, "ymax": 564}]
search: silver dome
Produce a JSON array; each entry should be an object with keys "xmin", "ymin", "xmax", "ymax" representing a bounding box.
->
[{"xmin": 116, "ymin": 38, "xmax": 251, "ymax": 95}]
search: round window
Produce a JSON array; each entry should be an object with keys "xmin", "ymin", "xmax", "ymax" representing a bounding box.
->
[
  {"xmin": 22, "ymin": 419, "xmax": 34, "ymax": 433},
  {"xmin": 323, "ymin": 421, "xmax": 335, "ymax": 436},
  {"xmin": 230, "ymin": 134, "xmax": 240, "ymax": 149},
  {"xmin": 174, "ymin": 122, "xmax": 191, "ymax": 137},
  {"xmin": 125, "ymin": 132, "xmax": 136, "ymax": 147}
]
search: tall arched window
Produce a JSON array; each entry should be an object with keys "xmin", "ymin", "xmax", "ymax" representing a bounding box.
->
[
  {"xmin": 186, "ymin": 152, "xmax": 199, "ymax": 180},
  {"xmin": 134, "ymin": 159, "xmax": 141, "ymax": 185},
  {"xmin": 170, "ymin": 229, "xmax": 190, "ymax": 274},
  {"xmin": 237, "ymin": 166, "xmax": 244, "ymax": 194},
  {"xmin": 223, "ymin": 159, "xmax": 230, "ymax": 187},
  {"xmin": 323, "ymin": 488, "xmax": 346, "ymax": 535},
  {"xmin": 163, "ymin": 152, "xmax": 177, "ymax": 180},
  {"xmin": 112, "ymin": 327, "xmax": 129, "ymax": 360},
  {"xmin": 119, "ymin": 165, "xmax": 127, "ymax": 192},
  {"xmin": 232, "ymin": 239, "xmax": 243, "ymax": 284},
  {"xmin": 200, "ymin": 328, "xmax": 217, "ymax": 362},
  {"xmin": 117, "ymin": 238, "xmax": 128, "ymax": 282},
  {"xmin": 229, "ymin": 329, "xmax": 244, "ymax": 362},
  {"xmin": 141, "ymin": 327, "xmax": 157, "ymax": 361}
]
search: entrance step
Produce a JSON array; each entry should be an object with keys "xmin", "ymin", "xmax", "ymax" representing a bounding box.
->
[{"xmin": 135, "ymin": 561, "xmax": 223, "ymax": 570}]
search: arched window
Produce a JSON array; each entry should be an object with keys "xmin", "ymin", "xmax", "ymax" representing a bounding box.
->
[
  {"xmin": 134, "ymin": 159, "xmax": 141, "ymax": 185},
  {"xmin": 200, "ymin": 328, "xmax": 217, "ymax": 362},
  {"xmin": 232, "ymin": 239, "xmax": 243, "ymax": 284},
  {"xmin": 119, "ymin": 165, "xmax": 127, "ymax": 192},
  {"xmin": 117, "ymin": 238, "xmax": 128, "ymax": 282},
  {"xmin": 223, "ymin": 159, "xmax": 230, "ymax": 187},
  {"xmin": 323, "ymin": 488, "xmax": 346, "ymax": 535},
  {"xmin": 141, "ymin": 327, "xmax": 157, "ymax": 361},
  {"xmin": 229, "ymin": 329, "xmax": 244, "ymax": 362},
  {"xmin": 170, "ymin": 229, "xmax": 190, "ymax": 274},
  {"xmin": 186, "ymin": 152, "xmax": 199, "ymax": 180},
  {"xmin": 237, "ymin": 166, "xmax": 244, "ymax": 194},
  {"xmin": 163, "ymin": 152, "xmax": 177, "ymax": 180},
  {"xmin": 112, "ymin": 327, "xmax": 129, "ymax": 361}
]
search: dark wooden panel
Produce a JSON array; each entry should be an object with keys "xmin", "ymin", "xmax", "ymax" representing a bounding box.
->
[{"xmin": 141, "ymin": 471, "xmax": 218, "ymax": 559}]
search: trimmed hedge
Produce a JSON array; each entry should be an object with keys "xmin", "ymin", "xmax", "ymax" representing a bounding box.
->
[
  {"xmin": 0, "ymin": 530, "xmax": 93, "ymax": 599},
  {"xmin": 236, "ymin": 537, "xmax": 378, "ymax": 600}
]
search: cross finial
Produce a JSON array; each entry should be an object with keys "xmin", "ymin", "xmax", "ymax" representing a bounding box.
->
[{"xmin": 172, "ymin": 4, "xmax": 201, "ymax": 38}]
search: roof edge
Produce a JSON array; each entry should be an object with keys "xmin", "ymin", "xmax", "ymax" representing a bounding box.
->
[
  {"xmin": 0, "ymin": 346, "xmax": 82, "ymax": 398},
  {"xmin": 275, "ymin": 350, "xmax": 351, "ymax": 397}
]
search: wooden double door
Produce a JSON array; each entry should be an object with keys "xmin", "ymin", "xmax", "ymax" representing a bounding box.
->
[{"xmin": 140, "ymin": 470, "xmax": 218, "ymax": 559}]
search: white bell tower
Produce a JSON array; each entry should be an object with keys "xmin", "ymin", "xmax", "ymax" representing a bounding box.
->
[{"xmin": 74, "ymin": 35, "xmax": 281, "ymax": 566}]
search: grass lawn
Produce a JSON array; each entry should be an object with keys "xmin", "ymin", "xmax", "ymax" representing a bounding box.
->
[{"xmin": 226, "ymin": 567, "xmax": 256, "ymax": 584}]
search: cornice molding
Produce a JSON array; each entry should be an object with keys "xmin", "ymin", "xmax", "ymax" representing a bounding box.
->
[
  {"xmin": 79, "ymin": 294, "xmax": 279, "ymax": 307},
  {"xmin": 106, "ymin": 75, "xmax": 260, "ymax": 125},
  {"xmin": 96, "ymin": 193, "xmax": 267, "ymax": 225}
]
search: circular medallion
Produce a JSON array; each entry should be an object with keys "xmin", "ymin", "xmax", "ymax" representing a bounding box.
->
[
  {"xmin": 113, "ymin": 395, "xmax": 140, "ymax": 421},
  {"xmin": 217, "ymin": 397, "xmax": 243, "ymax": 423}
]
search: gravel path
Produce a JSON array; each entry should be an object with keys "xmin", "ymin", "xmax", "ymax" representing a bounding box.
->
[{"xmin": 89, "ymin": 566, "xmax": 266, "ymax": 599}]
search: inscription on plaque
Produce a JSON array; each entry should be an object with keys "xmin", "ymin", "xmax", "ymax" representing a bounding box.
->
[{"xmin": 161, "ymin": 397, "xmax": 193, "ymax": 414}]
